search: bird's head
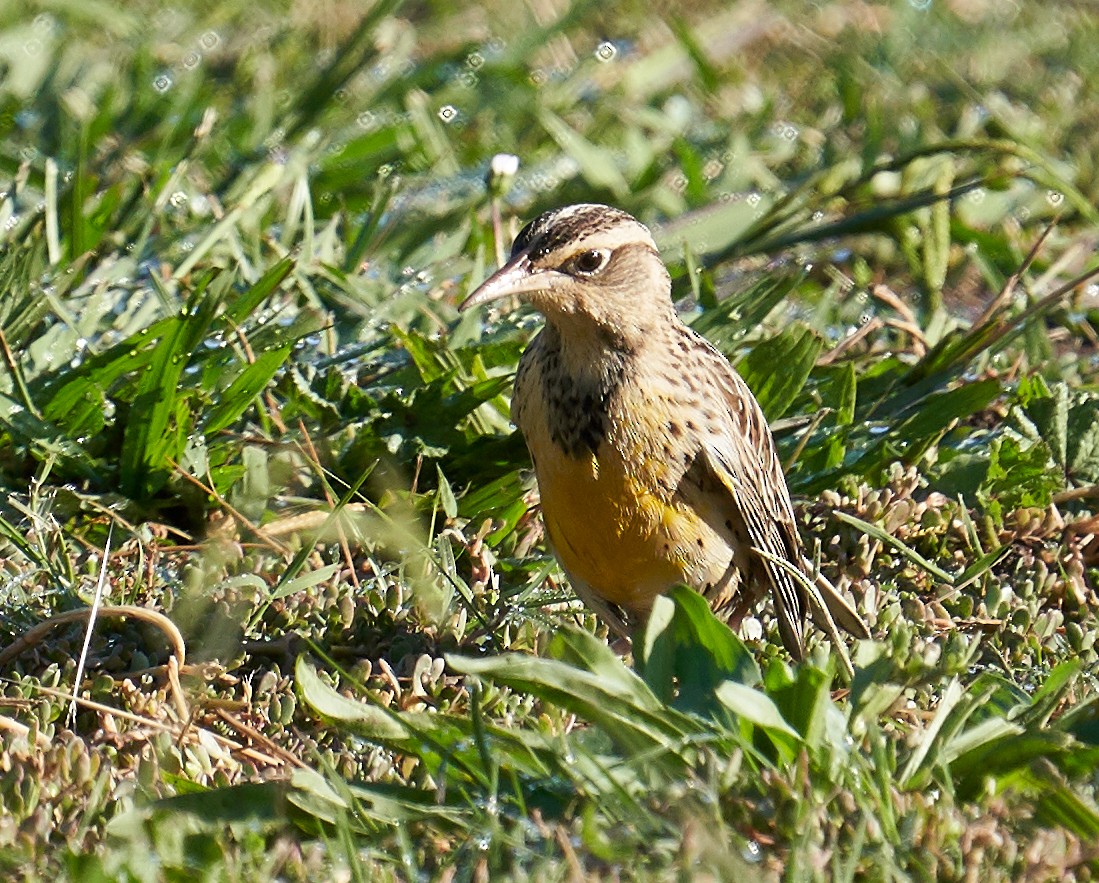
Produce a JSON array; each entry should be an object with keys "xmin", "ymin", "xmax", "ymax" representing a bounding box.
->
[{"xmin": 460, "ymin": 204, "xmax": 673, "ymax": 345}]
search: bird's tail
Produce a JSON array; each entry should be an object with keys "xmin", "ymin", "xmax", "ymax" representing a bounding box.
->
[
  {"xmin": 809, "ymin": 568, "xmax": 870, "ymax": 640},
  {"xmin": 799, "ymin": 565, "xmax": 870, "ymax": 678}
]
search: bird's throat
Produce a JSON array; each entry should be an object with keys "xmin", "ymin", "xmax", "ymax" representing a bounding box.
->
[{"xmin": 536, "ymin": 322, "xmax": 633, "ymax": 459}]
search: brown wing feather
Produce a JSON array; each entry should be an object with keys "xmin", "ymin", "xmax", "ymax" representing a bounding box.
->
[
  {"xmin": 698, "ymin": 441, "xmax": 807, "ymax": 658},
  {"xmin": 685, "ymin": 331, "xmax": 809, "ymax": 658},
  {"xmin": 692, "ymin": 330, "xmax": 870, "ymax": 650}
]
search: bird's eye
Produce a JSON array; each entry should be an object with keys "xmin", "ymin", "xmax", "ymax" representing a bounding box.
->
[{"xmin": 569, "ymin": 249, "xmax": 610, "ymax": 275}]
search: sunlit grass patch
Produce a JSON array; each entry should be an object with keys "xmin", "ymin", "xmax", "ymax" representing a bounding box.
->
[{"xmin": 1, "ymin": 0, "xmax": 1098, "ymax": 879}]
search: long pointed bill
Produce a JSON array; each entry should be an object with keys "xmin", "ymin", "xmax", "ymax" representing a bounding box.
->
[{"xmin": 459, "ymin": 254, "xmax": 564, "ymax": 311}]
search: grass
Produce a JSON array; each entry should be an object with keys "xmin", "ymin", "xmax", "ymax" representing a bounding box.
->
[{"xmin": 1, "ymin": 0, "xmax": 1099, "ymax": 879}]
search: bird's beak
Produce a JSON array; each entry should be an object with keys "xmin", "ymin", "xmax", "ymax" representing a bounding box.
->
[{"xmin": 459, "ymin": 254, "xmax": 565, "ymax": 312}]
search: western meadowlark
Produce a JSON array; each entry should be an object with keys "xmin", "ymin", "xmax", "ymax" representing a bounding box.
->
[{"xmin": 461, "ymin": 203, "xmax": 869, "ymax": 665}]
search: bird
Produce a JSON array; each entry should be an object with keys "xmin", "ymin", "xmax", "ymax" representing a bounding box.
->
[{"xmin": 460, "ymin": 203, "xmax": 869, "ymax": 666}]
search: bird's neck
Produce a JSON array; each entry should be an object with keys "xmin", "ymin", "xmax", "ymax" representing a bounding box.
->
[
  {"xmin": 540, "ymin": 317, "xmax": 638, "ymax": 387},
  {"xmin": 541, "ymin": 299, "xmax": 676, "ymax": 359}
]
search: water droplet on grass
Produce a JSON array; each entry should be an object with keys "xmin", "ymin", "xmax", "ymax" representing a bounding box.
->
[{"xmin": 594, "ymin": 41, "xmax": 617, "ymax": 62}]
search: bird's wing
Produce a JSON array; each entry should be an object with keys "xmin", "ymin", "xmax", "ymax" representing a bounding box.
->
[
  {"xmin": 696, "ymin": 338, "xmax": 869, "ymax": 654},
  {"xmin": 678, "ymin": 341, "xmax": 805, "ymax": 657},
  {"xmin": 813, "ymin": 568, "xmax": 870, "ymax": 639},
  {"xmin": 712, "ymin": 359, "xmax": 869, "ymax": 641},
  {"xmin": 698, "ymin": 437, "xmax": 807, "ymax": 659}
]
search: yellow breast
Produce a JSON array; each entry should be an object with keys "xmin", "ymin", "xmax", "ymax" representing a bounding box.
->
[
  {"xmin": 525, "ymin": 417, "xmax": 735, "ymax": 615},
  {"xmin": 535, "ymin": 444, "xmax": 682, "ymax": 608}
]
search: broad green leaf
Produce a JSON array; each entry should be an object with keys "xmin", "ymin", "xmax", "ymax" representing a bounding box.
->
[
  {"xmin": 944, "ymin": 717, "xmax": 1028, "ymax": 770},
  {"xmin": 449, "ymin": 636, "xmax": 705, "ymax": 760},
  {"xmin": 824, "ymin": 361, "xmax": 857, "ymax": 426},
  {"xmin": 980, "ymin": 435, "xmax": 1062, "ymax": 510},
  {"xmin": 1025, "ymin": 773, "xmax": 1099, "ymax": 840},
  {"xmin": 893, "ymin": 378, "xmax": 1001, "ymax": 440},
  {"xmin": 636, "ymin": 586, "xmax": 760, "ymax": 715},
  {"xmin": 1066, "ymin": 394, "xmax": 1099, "ymax": 484},
  {"xmin": 106, "ymin": 782, "xmax": 288, "ymax": 839},
  {"xmin": 270, "ymin": 563, "xmax": 342, "ymax": 602},
  {"xmin": 766, "ymin": 662, "xmax": 838, "ymax": 750},
  {"xmin": 1018, "ymin": 380, "xmax": 1067, "ymax": 467},
  {"xmin": 715, "ymin": 681, "xmax": 801, "ymax": 761},
  {"xmin": 689, "ymin": 270, "xmax": 806, "ymax": 351},
  {"xmin": 661, "ymin": 198, "xmax": 776, "ymax": 265},
  {"xmin": 953, "ymin": 731, "xmax": 1076, "ymax": 805},
  {"xmin": 297, "ymin": 663, "xmax": 556, "ymax": 786},
  {"xmin": 289, "ymin": 768, "xmax": 467, "ymax": 828},
  {"xmin": 736, "ymin": 323, "xmax": 824, "ymax": 421}
]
